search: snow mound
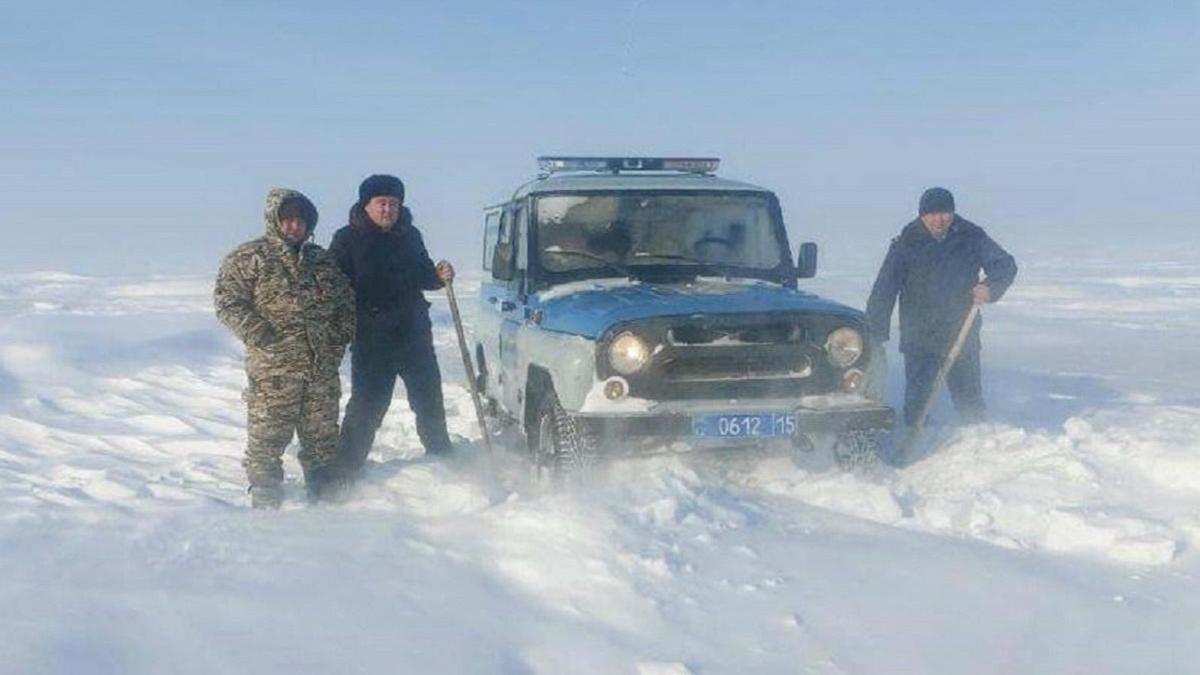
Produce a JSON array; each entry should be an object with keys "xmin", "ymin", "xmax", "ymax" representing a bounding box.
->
[
  {"xmin": 740, "ymin": 412, "xmax": 1199, "ymax": 566},
  {"xmin": 0, "ymin": 273, "xmax": 212, "ymax": 316},
  {"xmin": 901, "ymin": 412, "xmax": 1198, "ymax": 565}
]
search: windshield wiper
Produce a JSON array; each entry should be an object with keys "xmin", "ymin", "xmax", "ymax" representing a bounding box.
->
[
  {"xmin": 631, "ymin": 251, "xmax": 711, "ymax": 266},
  {"xmin": 544, "ymin": 247, "xmax": 631, "ymax": 277}
]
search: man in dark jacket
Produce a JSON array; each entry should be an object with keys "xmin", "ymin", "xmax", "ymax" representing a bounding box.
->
[
  {"xmin": 866, "ymin": 187, "xmax": 1017, "ymax": 426},
  {"xmin": 330, "ymin": 175, "xmax": 455, "ymax": 479}
]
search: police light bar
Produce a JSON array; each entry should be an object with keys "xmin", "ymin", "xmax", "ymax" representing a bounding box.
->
[{"xmin": 537, "ymin": 156, "xmax": 720, "ymax": 175}]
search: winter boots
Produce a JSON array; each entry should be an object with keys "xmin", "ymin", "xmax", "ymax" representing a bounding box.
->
[
  {"xmin": 303, "ymin": 464, "xmax": 350, "ymax": 504},
  {"xmin": 247, "ymin": 465, "xmax": 349, "ymax": 509},
  {"xmin": 249, "ymin": 483, "xmax": 284, "ymax": 509}
]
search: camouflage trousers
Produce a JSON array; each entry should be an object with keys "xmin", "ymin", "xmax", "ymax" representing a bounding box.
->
[{"xmin": 242, "ymin": 370, "xmax": 341, "ymax": 487}]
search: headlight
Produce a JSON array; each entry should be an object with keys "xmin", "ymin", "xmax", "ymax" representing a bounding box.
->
[
  {"xmin": 825, "ymin": 326, "xmax": 864, "ymax": 367},
  {"xmin": 609, "ymin": 332, "xmax": 650, "ymax": 374}
]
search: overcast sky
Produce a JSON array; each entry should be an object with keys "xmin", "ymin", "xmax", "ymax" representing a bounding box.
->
[{"xmin": 1, "ymin": 0, "xmax": 1196, "ymax": 275}]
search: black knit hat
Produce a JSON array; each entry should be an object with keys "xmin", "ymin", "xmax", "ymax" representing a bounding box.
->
[
  {"xmin": 358, "ymin": 174, "xmax": 405, "ymax": 207},
  {"xmin": 919, "ymin": 187, "xmax": 955, "ymax": 215},
  {"xmin": 277, "ymin": 195, "xmax": 318, "ymax": 232}
]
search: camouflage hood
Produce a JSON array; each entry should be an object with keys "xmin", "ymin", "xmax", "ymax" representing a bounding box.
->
[{"xmin": 263, "ymin": 187, "xmax": 319, "ymax": 242}]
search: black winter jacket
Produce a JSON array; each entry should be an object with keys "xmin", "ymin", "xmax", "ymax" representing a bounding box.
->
[
  {"xmin": 329, "ymin": 205, "xmax": 443, "ymax": 341},
  {"xmin": 866, "ymin": 216, "xmax": 1017, "ymax": 356}
]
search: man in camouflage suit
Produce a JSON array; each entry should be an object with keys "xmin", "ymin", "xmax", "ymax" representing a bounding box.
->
[{"xmin": 215, "ymin": 188, "xmax": 356, "ymax": 508}]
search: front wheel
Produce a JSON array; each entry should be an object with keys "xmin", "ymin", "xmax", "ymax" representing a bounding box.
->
[{"xmin": 530, "ymin": 389, "xmax": 597, "ymax": 484}]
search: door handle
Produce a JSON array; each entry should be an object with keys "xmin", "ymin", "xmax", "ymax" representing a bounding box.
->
[
  {"xmin": 500, "ymin": 301, "xmax": 517, "ymax": 312},
  {"xmin": 487, "ymin": 296, "xmax": 498, "ymax": 304}
]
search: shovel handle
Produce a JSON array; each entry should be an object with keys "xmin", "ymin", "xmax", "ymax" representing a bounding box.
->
[{"xmin": 445, "ymin": 278, "xmax": 494, "ymax": 455}]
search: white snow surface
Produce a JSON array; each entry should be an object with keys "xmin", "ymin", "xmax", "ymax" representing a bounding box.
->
[{"xmin": 1, "ymin": 252, "xmax": 1199, "ymax": 674}]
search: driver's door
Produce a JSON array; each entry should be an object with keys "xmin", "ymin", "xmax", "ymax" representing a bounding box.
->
[{"xmin": 496, "ymin": 202, "xmax": 527, "ymax": 410}]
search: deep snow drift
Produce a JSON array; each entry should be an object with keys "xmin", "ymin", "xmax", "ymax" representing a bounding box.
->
[{"xmin": 1, "ymin": 248, "xmax": 1198, "ymax": 674}]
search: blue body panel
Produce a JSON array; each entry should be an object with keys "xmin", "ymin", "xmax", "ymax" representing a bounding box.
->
[{"xmin": 533, "ymin": 281, "xmax": 863, "ymax": 339}]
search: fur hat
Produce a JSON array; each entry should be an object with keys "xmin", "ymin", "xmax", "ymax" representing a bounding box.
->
[{"xmin": 358, "ymin": 174, "xmax": 405, "ymax": 207}]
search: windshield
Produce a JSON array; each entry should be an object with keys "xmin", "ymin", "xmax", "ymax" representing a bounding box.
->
[{"xmin": 536, "ymin": 192, "xmax": 786, "ymax": 275}]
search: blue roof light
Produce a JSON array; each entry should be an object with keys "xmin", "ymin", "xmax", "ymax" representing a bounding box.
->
[{"xmin": 537, "ymin": 156, "xmax": 720, "ymax": 175}]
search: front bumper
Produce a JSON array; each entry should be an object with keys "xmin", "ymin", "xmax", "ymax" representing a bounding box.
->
[{"xmin": 575, "ymin": 396, "xmax": 894, "ymax": 438}]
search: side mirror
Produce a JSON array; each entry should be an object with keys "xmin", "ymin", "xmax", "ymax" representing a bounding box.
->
[
  {"xmin": 796, "ymin": 242, "xmax": 818, "ymax": 279},
  {"xmin": 492, "ymin": 242, "xmax": 516, "ymax": 281}
]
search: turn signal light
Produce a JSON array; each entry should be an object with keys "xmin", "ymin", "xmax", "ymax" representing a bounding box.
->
[
  {"xmin": 841, "ymin": 369, "xmax": 865, "ymax": 393},
  {"xmin": 603, "ymin": 378, "xmax": 628, "ymax": 400}
]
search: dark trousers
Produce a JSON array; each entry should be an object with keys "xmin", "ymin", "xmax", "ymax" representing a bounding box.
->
[
  {"xmin": 903, "ymin": 348, "xmax": 985, "ymax": 426},
  {"xmin": 338, "ymin": 331, "xmax": 452, "ymax": 473}
]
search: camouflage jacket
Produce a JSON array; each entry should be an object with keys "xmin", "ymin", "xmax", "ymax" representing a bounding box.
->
[{"xmin": 214, "ymin": 188, "xmax": 356, "ymax": 379}]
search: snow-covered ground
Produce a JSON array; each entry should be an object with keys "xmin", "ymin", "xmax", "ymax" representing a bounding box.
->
[{"xmin": 1, "ymin": 248, "xmax": 1198, "ymax": 674}]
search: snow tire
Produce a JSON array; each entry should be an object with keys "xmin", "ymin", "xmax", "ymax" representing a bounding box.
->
[{"xmin": 531, "ymin": 389, "xmax": 597, "ymax": 485}]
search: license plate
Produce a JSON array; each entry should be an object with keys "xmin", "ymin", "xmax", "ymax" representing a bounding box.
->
[{"xmin": 692, "ymin": 413, "xmax": 797, "ymax": 438}]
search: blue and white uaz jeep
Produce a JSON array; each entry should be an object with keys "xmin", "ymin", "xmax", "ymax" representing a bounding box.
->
[{"xmin": 475, "ymin": 157, "xmax": 894, "ymax": 474}]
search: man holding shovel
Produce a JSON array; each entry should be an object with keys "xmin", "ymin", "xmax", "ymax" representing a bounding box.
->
[{"xmin": 867, "ymin": 187, "xmax": 1018, "ymax": 429}]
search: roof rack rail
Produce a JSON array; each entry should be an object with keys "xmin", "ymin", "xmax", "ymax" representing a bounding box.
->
[{"xmin": 537, "ymin": 156, "xmax": 720, "ymax": 176}]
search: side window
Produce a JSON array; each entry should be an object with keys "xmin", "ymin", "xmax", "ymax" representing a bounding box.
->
[
  {"xmin": 492, "ymin": 207, "xmax": 516, "ymax": 280},
  {"xmin": 482, "ymin": 211, "xmax": 500, "ymax": 271},
  {"xmin": 513, "ymin": 205, "xmax": 527, "ymax": 270}
]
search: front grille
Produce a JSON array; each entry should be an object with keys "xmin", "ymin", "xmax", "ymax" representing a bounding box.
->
[
  {"xmin": 605, "ymin": 313, "xmax": 854, "ymax": 400},
  {"xmin": 667, "ymin": 322, "xmax": 804, "ymax": 346},
  {"xmin": 661, "ymin": 346, "xmax": 812, "ymax": 382}
]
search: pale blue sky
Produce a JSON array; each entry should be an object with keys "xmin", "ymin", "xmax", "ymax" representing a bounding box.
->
[{"xmin": 1, "ymin": 0, "xmax": 1196, "ymax": 274}]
